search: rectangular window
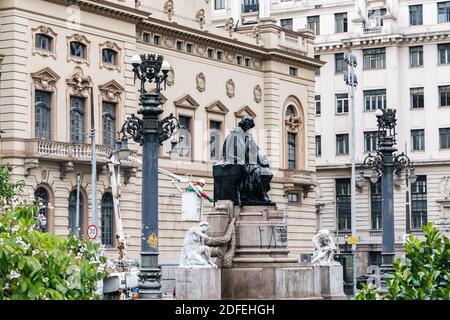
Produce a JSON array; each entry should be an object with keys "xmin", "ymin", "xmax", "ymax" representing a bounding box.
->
[
  {"xmin": 315, "ymin": 135, "xmax": 321, "ymax": 157},
  {"xmin": 367, "ymin": 8, "xmax": 387, "ymax": 27},
  {"xmin": 410, "ymin": 87, "xmax": 424, "ymax": 109},
  {"xmin": 314, "ymin": 55, "xmax": 320, "ymax": 76},
  {"xmin": 280, "ymin": 18, "xmax": 293, "ymax": 31},
  {"xmin": 363, "ymin": 48, "xmax": 386, "ymax": 69},
  {"xmin": 364, "ymin": 131, "xmax": 379, "ymax": 152},
  {"xmin": 35, "ymin": 90, "xmax": 52, "ymax": 140},
  {"xmin": 438, "ymin": 43, "xmax": 450, "ymax": 64},
  {"xmin": 409, "ymin": 4, "xmax": 423, "ymax": 25},
  {"xmin": 411, "ymin": 129, "xmax": 425, "ymax": 151},
  {"xmin": 370, "ymin": 181, "xmax": 382, "ymax": 230},
  {"xmin": 440, "ymin": 128, "xmax": 450, "ymax": 149},
  {"xmin": 287, "ymin": 132, "xmax": 296, "ymax": 169},
  {"xmin": 438, "ymin": 1, "xmax": 450, "ymax": 23},
  {"xmin": 70, "ymin": 42, "xmax": 86, "ymax": 58},
  {"xmin": 364, "ymin": 89, "xmax": 386, "ymax": 111},
  {"xmin": 236, "ymin": 56, "xmax": 242, "ymax": 65},
  {"xmin": 215, "ymin": 0, "xmax": 225, "ymax": 10},
  {"xmin": 369, "ymin": 251, "xmax": 382, "ymax": 267},
  {"xmin": 153, "ymin": 35, "xmax": 161, "ymax": 45},
  {"xmin": 176, "ymin": 41, "xmax": 183, "ymax": 51},
  {"xmin": 409, "ymin": 46, "xmax": 423, "ymax": 67},
  {"xmin": 207, "ymin": 48, "xmax": 214, "ymax": 58},
  {"xmin": 70, "ymin": 96, "xmax": 85, "ymax": 144},
  {"xmin": 411, "ymin": 176, "xmax": 427, "ymax": 229},
  {"xmin": 335, "ymin": 12, "xmax": 348, "ymax": 33},
  {"xmin": 307, "ymin": 16, "xmax": 320, "ymax": 35},
  {"xmin": 336, "ymin": 93, "xmax": 349, "ymax": 114},
  {"xmin": 102, "ymin": 102, "xmax": 116, "ymax": 148},
  {"xmin": 35, "ymin": 34, "xmax": 53, "ymax": 51},
  {"xmin": 335, "ymin": 53, "xmax": 347, "ymax": 74},
  {"xmin": 336, "ymin": 179, "xmax": 351, "ymax": 231},
  {"xmin": 242, "ymin": 0, "xmax": 259, "ymax": 13},
  {"xmin": 315, "ymin": 95, "xmax": 321, "ymax": 115},
  {"xmin": 439, "ymin": 85, "xmax": 450, "ymax": 107},
  {"xmin": 186, "ymin": 43, "xmax": 193, "ymax": 53},
  {"xmin": 178, "ymin": 116, "xmax": 192, "ymax": 159},
  {"xmin": 289, "ymin": 67, "xmax": 298, "ymax": 76},
  {"xmin": 102, "ymin": 49, "xmax": 117, "ymax": 65},
  {"xmin": 210, "ymin": 120, "xmax": 222, "ymax": 161},
  {"xmin": 245, "ymin": 57, "xmax": 251, "ymax": 67},
  {"xmin": 217, "ymin": 51, "xmax": 223, "ymax": 61},
  {"xmin": 336, "ymin": 134, "xmax": 349, "ymax": 155},
  {"xmin": 142, "ymin": 32, "xmax": 150, "ymax": 43},
  {"xmin": 287, "ymin": 193, "xmax": 299, "ymax": 204}
]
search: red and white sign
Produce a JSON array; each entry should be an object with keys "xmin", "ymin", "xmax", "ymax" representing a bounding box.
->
[{"xmin": 87, "ymin": 224, "xmax": 98, "ymax": 240}]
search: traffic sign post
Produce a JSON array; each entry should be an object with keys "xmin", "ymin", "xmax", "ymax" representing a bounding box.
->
[{"xmin": 87, "ymin": 224, "xmax": 98, "ymax": 240}]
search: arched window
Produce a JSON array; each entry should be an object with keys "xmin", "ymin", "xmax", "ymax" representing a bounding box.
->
[
  {"xmin": 35, "ymin": 91, "xmax": 52, "ymax": 140},
  {"xmin": 68, "ymin": 190, "xmax": 84, "ymax": 237},
  {"xmin": 34, "ymin": 187, "xmax": 49, "ymax": 232},
  {"xmin": 101, "ymin": 192, "xmax": 114, "ymax": 247},
  {"xmin": 285, "ymin": 105, "xmax": 299, "ymax": 170},
  {"xmin": 283, "ymin": 99, "xmax": 304, "ymax": 171},
  {"xmin": 285, "ymin": 105, "xmax": 297, "ymax": 117}
]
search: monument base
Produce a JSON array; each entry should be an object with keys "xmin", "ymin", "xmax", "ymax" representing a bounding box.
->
[
  {"xmin": 320, "ymin": 264, "xmax": 347, "ymax": 300},
  {"xmin": 175, "ymin": 267, "xmax": 221, "ymax": 300}
]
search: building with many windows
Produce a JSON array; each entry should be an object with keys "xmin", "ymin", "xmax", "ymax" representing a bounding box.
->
[
  {"xmin": 211, "ymin": 0, "xmax": 450, "ymax": 281},
  {"xmin": 0, "ymin": 0, "xmax": 321, "ymax": 293}
]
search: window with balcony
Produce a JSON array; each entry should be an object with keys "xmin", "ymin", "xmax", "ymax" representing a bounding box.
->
[
  {"xmin": 335, "ymin": 53, "xmax": 347, "ymax": 74},
  {"xmin": 439, "ymin": 85, "xmax": 450, "ymax": 107},
  {"xmin": 280, "ymin": 18, "xmax": 293, "ymax": 31},
  {"xmin": 438, "ymin": 1, "xmax": 450, "ymax": 23},
  {"xmin": 363, "ymin": 48, "xmax": 386, "ymax": 69},
  {"xmin": 364, "ymin": 131, "xmax": 379, "ymax": 152},
  {"xmin": 409, "ymin": 46, "xmax": 423, "ymax": 67},
  {"xmin": 367, "ymin": 8, "xmax": 387, "ymax": 27},
  {"xmin": 242, "ymin": 0, "xmax": 259, "ymax": 13},
  {"xmin": 315, "ymin": 135, "xmax": 321, "ymax": 157},
  {"xmin": 440, "ymin": 127, "xmax": 450, "ymax": 149},
  {"xmin": 336, "ymin": 134, "xmax": 349, "ymax": 155},
  {"xmin": 307, "ymin": 16, "xmax": 320, "ymax": 35},
  {"xmin": 336, "ymin": 93, "xmax": 349, "ymax": 114},
  {"xmin": 210, "ymin": 120, "xmax": 222, "ymax": 161},
  {"xmin": 336, "ymin": 179, "xmax": 351, "ymax": 231},
  {"xmin": 411, "ymin": 129, "xmax": 425, "ymax": 151},
  {"xmin": 35, "ymin": 90, "xmax": 52, "ymax": 140},
  {"xmin": 101, "ymin": 192, "xmax": 114, "ymax": 247},
  {"xmin": 409, "ymin": 4, "xmax": 423, "ymax": 25},
  {"xmin": 364, "ymin": 89, "xmax": 386, "ymax": 111},
  {"xmin": 411, "ymin": 176, "xmax": 427, "ymax": 229},
  {"xmin": 410, "ymin": 87, "xmax": 424, "ymax": 109},
  {"xmin": 370, "ymin": 180, "xmax": 382, "ymax": 230},
  {"xmin": 315, "ymin": 95, "xmax": 321, "ymax": 115},
  {"xmin": 70, "ymin": 96, "xmax": 85, "ymax": 144},
  {"xmin": 438, "ymin": 43, "xmax": 450, "ymax": 64},
  {"xmin": 215, "ymin": 0, "xmax": 225, "ymax": 10},
  {"xmin": 335, "ymin": 12, "xmax": 348, "ymax": 33},
  {"xmin": 102, "ymin": 102, "xmax": 116, "ymax": 148}
]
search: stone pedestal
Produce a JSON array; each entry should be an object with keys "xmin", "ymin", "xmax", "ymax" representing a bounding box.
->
[
  {"xmin": 320, "ymin": 264, "xmax": 346, "ymax": 300},
  {"xmin": 175, "ymin": 267, "xmax": 221, "ymax": 300}
]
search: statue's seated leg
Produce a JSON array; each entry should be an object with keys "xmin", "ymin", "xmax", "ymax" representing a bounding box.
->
[{"xmin": 260, "ymin": 173, "xmax": 273, "ymax": 203}]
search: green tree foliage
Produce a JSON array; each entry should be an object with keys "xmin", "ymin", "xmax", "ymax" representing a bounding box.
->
[
  {"xmin": 0, "ymin": 161, "xmax": 108, "ymax": 300},
  {"xmin": 356, "ymin": 223, "xmax": 450, "ymax": 300},
  {"xmin": 0, "ymin": 160, "xmax": 24, "ymax": 202}
]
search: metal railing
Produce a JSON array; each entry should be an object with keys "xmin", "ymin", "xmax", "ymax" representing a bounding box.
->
[
  {"xmin": 363, "ymin": 27, "xmax": 382, "ymax": 34},
  {"xmin": 242, "ymin": 3, "xmax": 259, "ymax": 13}
]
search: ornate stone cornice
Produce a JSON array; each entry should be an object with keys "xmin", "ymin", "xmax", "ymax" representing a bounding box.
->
[{"xmin": 31, "ymin": 67, "xmax": 61, "ymax": 91}]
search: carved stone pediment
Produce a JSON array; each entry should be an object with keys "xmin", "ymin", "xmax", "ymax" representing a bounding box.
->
[
  {"xmin": 234, "ymin": 105, "xmax": 257, "ymax": 118},
  {"xmin": 98, "ymin": 80, "xmax": 125, "ymax": 102},
  {"xmin": 31, "ymin": 67, "xmax": 60, "ymax": 91},
  {"xmin": 174, "ymin": 94, "xmax": 200, "ymax": 110},
  {"xmin": 205, "ymin": 100, "xmax": 229, "ymax": 115},
  {"xmin": 66, "ymin": 67, "xmax": 92, "ymax": 95}
]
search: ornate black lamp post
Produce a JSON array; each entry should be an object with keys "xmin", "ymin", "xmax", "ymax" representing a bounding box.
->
[
  {"xmin": 116, "ymin": 54, "xmax": 179, "ymax": 299},
  {"xmin": 357, "ymin": 108, "xmax": 415, "ymax": 276}
]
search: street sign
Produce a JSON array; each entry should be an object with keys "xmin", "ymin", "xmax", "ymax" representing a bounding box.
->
[
  {"xmin": 87, "ymin": 224, "xmax": 98, "ymax": 240},
  {"xmin": 348, "ymin": 235, "xmax": 358, "ymax": 245}
]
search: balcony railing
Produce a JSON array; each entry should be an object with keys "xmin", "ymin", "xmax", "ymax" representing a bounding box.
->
[
  {"xmin": 363, "ymin": 26, "xmax": 382, "ymax": 34},
  {"xmin": 280, "ymin": 169, "xmax": 315, "ymax": 185},
  {"xmin": 242, "ymin": 3, "xmax": 259, "ymax": 13}
]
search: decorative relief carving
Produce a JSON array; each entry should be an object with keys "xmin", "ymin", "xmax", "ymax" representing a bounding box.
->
[
  {"xmin": 196, "ymin": 45, "xmax": 206, "ymax": 55},
  {"xmin": 31, "ymin": 67, "xmax": 60, "ymax": 91},
  {"xmin": 225, "ymin": 17, "xmax": 234, "ymax": 37},
  {"xmin": 98, "ymin": 80, "xmax": 125, "ymax": 103},
  {"xmin": 99, "ymin": 41, "xmax": 121, "ymax": 72},
  {"xmin": 253, "ymin": 59, "xmax": 262, "ymax": 69},
  {"xmin": 225, "ymin": 79, "xmax": 235, "ymax": 98},
  {"xmin": 195, "ymin": 9, "xmax": 206, "ymax": 30},
  {"xmin": 253, "ymin": 25, "xmax": 261, "ymax": 44},
  {"xmin": 164, "ymin": 36, "xmax": 175, "ymax": 48},
  {"xmin": 66, "ymin": 66, "xmax": 92, "ymax": 95},
  {"xmin": 196, "ymin": 72, "xmax": 206, "ymax": 92},
  {"xmin": 253, "ymin": 85, "xmax": 262, "ymax": 103},
  {"xmin": 32, "ymin": 26, "xmax": 57, "ymax": 59},
  {"xmin": 167, "ymin": 67, "xmax": 175, "ymax": 86},
  {"xmin": 163, "ymin": 0, "xmax": 174, "ymax": 21},
  {"xmin": 225, "ymin": 52, "xmax": 234, "ymax": 63},
  {"xmin": 285, "ymin": 115, "xmax": 302, "ymax": 132},
  {"xmin": 439, "ymin": 176, "xmax": 450, "ymax": 199}
]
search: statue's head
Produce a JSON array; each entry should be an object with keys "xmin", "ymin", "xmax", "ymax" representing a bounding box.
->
[
  {"xmin": 239, "ymin": 116, "xmax": 255, "ymax": 132},
  {"xmin": 199, "ymin": 221, "xmax": 211, "ymax": 232}
]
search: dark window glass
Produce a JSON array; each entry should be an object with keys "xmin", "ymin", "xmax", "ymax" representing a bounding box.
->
[
  {"xmin": 336, "ymin": 93, "xmax": 349, "ymax": 114},
  {"xmin": 411, "ymin": 176, "xmax": 427, "ymax": 229},
  {"xmin": 102, "ymin": 102, "xmax": 116, "ymax": 148},
  {"xmin": 101, "ymin": 193, "xmax": 114, "ymax": 247},
  {"xmin": 287, "ymin": 193, "xmax": 299, "ymax": 203},
  {"xmin": 371, "ymin": 181, "xmax": 382, "ymax": 229},
  {"xmin": 289, "ymin": 67, "xmax": 298, "ymax": 76},
  {"xmin": 102, "ymin": 49, "xmax": 117, "ymax": 65},
  {"xmin": 142, "ymin": 32, "xmax": 150, "ymax": 43},
  {"xmin": 315, "ymin": 135, "xmax": 321, "ymax": 157},
  {"xmin": 411, "ymin": 129, "xmax": 425, "ymax": 151},
  {"xmin": 287, "ymin": 132, "xmax": 296, "ymax": 169},
  {"xmin": 369, "ymin": 251, "xmax": 382, "ymax": 266},
  {"xmin": 307, "ymin": 16, "xmax": 320, "ymax": 35},
  {"xmin": 153, "ymin": 35, "xmax": 161, "ymax": 45},
  {"xmin": 314, "ymin": 55, "xmax": 320, "ymax": 76},
  {"xmin": 215, "ymin": 0, "xmax": 225, "ymax": 10},
  {"xmin": 409, "ymin": 5, "xmax": 423, "ymax": 25},
  {"xmin": 335, "ymin": 53, "xmax": 347, "ymax": 74},
  {"xmin": 315, "ymin": 95, "xmax": 321, "ymax": 115},
  {"xmin": 35, "ymin": 34, "xmax": 52, "ymax": 51},
  {"xmin": 438, "ymin": 1, "xmax": 450, "ymax": 23},
  {"xmin": 242, "ymin": 0, "xmax": 259, "ymax": 13},
  {"xmin": 207, "ymin": 48, "xmax": 214, "ymax": 58},
  {"xmin": 364, "ymin": 131, "xmax": 379, "ymax": 152},
  {"xmin": 34, "ymin": 187, "xmax": 49, "ymax": 232},
  {"xmin": 439, "ymin": 85, "xmax": 450, "ymax": 107},
  {"xmin": 410, "ymin": 87, "xmax": 424, "ymax": 108},
  {"xmin": 217, "ymin": 51, "xmax": 223, "ymax": 60},
  {"xmin": 210, "ymin": 120, "xmax": 222, "ymax": 161},
  {"xmin": 68, "ymin": 190, "xmax": 84, "ymax": 237},
  {"xmin": 336, "ymin": 179, "xmax": 351, "ymax": 231},
  {"xmin": 35, "ymin": 90, "xmax": 51, "ymax": 140},
  {"xmin": 281, "ymin": 18, "xmax": 293, "ymax": 31},
  {"xmin": 285, "ymin": 105, "xmax": 296, "ymax": 117},
  {"xmin": 440, "ymin": 128, "xmax": 450, "ymax": 149},
  {"xmin": 70, "ymin": 41, "xmax": 86, "ymax": 58},
  {"xmin": 364, "ymin": 89, "xmax": 386, "ymax": 111},
  {"xmin": 245, "ymin": 58, "xmax": 251, "ymax": 67},
  {"xmin": 70, "ymin": 96, "xmax": 85, "ymax": 143},
  {"xmin": 186, "ymin": 43, "xmax": 193, "ymax": 53},
  {"xmin": 438, "ymin": 43, "xmax": 450, "ymax": 64},
  {"xmin": 363, "ymin": 48, "xmax": 386, "ymax": 69},
  {"xmin": 176, "ymin": 41, "xmax": 183, "ymax": 51},
  {"xmin": 178, "ymin": 116, "xmax": 191, "ymax": 158},
  {"xmin": 367, "ymin": 8, "xmax": 387, "ymax": 27},
  {"xmin": 409, "ymin": 46, "xmax": 423, "ymax": 67},
  {"xmin": 336, "ymin": 134, "xmax": 349, "ymax": 154},
  {"xmin": 335, "ymin": 12, "xmax": 348, "ymax": 33},
  {"xmin": 236, "ymin": 56, "xmax": 242, "ymax": 65}
]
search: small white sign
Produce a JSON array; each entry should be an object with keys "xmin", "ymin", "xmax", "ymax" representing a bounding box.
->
[
  {"xmin": 181, "ymin": 192, "xmax": 202, "ymax": 221},
  {"xmin": 87, "ymin": 224, "xmax": 98, "ymax": 240}
]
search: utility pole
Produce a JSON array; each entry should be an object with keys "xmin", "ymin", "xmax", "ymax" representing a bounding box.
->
[{"xmin": 90, "ymin": 87, "xmax": 99, "ymax": 240}]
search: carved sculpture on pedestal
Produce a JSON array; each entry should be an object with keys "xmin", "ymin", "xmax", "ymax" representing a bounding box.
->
[{"xmin": 311, "ymin": 229, "xmax": 339, "ymax": 266}]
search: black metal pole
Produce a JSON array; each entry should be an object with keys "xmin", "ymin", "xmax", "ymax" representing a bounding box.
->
[
  {"xmin": 138, "ymin": 92, "xmax": 163, "ymax": 299},
  {"xmin": 405, "ymin": 169, "xmax": 411, "ymax": 234}
]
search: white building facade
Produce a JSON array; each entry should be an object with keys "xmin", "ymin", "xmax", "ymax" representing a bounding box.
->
[{"xmin": 211, "ymin": 0, "xmax": 450, "ymax": 282}]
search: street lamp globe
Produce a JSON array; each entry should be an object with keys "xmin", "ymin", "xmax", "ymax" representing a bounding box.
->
[
  {"xmin": 409, "ymin": 168, "xmax": 417, "ymax": 184},
  {"xmin": 370, "ymin": 169, "xmax": 380, "ymax": 184},
  {"xmin": 375, "ymin": 108, "xmax": 383, "ymax": 117},
  {"xmin": 356, "ymin": 170, "xmax": 368, "ymax": 189},
  {"xmin": 161, "ymin": 60, "xmax": 171, "ymax": 73},
  {"xmin": 131, "ymin": 54, "xmax": 142, "ymax": 68}
]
